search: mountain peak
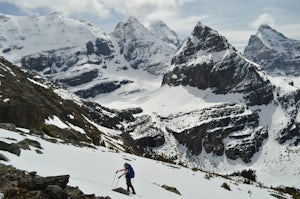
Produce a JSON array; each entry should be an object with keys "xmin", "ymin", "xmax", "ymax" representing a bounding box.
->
[
  {"xmin": 193, "ymin": 21, "xmax": 219, "ymax": 38},
  {"xmin": 164, "ymin": 21, "xmax": 273, "ymax": 106},
  {"xmin": 184, "ymin": 21, "xmax": 233, "ymax": 54},
  {"xmin": 126, "ymin": 16, "xmax": 141, "ymax": 24},
  {"xmin": 256, "ymin": 24, "xmax": 287, "ymax": 40},
  {"xmin": 258, "ymin": 24, "xmax": 272, "ymax": 30},
  {"xmin": 45, "ymin": 11, "xmax": 64, "ymax": 19},
  {"xmin": 113, "ymin": 16, "xmax": 146, "ymax": 33},
  {"xmin": 195, "ymin": 21, "xmax": 204, "ymax": 28},
  {"xmin": 111, "ymin": 17, "xmax": 178, "ymax": 75},
  {"xmin": 149, "ymin": 20, "xmax": 181, "ymax": 47},
  {"xmin": 244, "ymin": 24, "xmax": 300, "ymax": 76},
  {"xmin": 149, "ymin": 20, "xmax": 167, "ymax": 28}
]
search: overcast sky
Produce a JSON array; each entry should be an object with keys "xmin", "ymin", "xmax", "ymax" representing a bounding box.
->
[{"xmin": 0, "ymin": 0, "xmax": 299, "ymax": 52}]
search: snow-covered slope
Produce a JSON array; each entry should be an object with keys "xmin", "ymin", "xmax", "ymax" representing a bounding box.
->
[
  {"xmin": 0, "ymin": 12, "xmax": 107, "ymax": 59},
  {"xmin": 0, "ymin": 128, "xmax": 295, "ymax": 199},
  {"xmin": 244, "ymin": 25, "xmax": 300, "ymax": 76}
]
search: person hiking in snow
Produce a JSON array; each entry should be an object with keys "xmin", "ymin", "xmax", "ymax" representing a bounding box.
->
[{"xmin": 116, "ymin": 163, "xmax": 136, "ymax": 194}]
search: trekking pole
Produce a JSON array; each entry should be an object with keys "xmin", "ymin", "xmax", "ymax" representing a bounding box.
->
[
  {"xmin": 111, "ymin": 172, "xmax": 117, "ymax": 187},
  {"xmin": 116, "ymin": 177, "xmax": 120, "ymax": 188}
]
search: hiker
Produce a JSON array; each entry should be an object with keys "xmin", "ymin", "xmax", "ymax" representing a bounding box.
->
[{"xmin": 116, "ymin": 163, "xmax": 136, "ymax": 194}]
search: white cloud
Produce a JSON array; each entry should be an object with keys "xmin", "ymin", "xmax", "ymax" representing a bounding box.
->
[
  {"xmin": 102, "ymin": 0, "xmax": 179, "ymax": 18},
  {"xmin": 250, "ymin": 13, "xmax": 275, "ymax": 29},
  {"xmin": 101, "ymin": 0, "xmax": 208, "ymax": 38},
  {"xmin": 1, "ymin": 0, "xmax": 110, "ymax": 17},
  {"xmin": 144, "ymin": 8, "xmax": 208, "ymax": 34}
]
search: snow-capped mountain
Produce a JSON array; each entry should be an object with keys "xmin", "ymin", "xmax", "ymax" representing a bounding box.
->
[
  {"xmin": 244, "ymin": 24, "xmax": 300, "ymax": 76},
  {"xmin": 163, "ymin": 22, "xmax": 274, "ymax": 106},
  {"xmin": 111, "ymin": 16, "xmax": 178, "ymax": 75},
  {"xmin": 0, "ymin": 13, "xmax": 179, "ymax": 99}
]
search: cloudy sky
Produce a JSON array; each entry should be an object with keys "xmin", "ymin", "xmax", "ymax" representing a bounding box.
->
[{"xmin": 0, "ymin": 0, "xmax": 299, "ymax": 52}]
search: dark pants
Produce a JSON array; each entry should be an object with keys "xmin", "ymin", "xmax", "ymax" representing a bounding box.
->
[{"xmin": 126, "ymin": 177, "xmax": 135, "ymax": 194}]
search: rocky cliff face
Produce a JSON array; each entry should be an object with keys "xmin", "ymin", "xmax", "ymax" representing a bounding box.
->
[
  {"xmin": 163, "ymin": 103, "xmax": 268, "ymax": 163},
  {"xmin": 276, "ymin": 88, "xmax": 300, "ymax": 145},
  {"xmin": 162, "ymin": 22, "xmax": 274, "ymax": 106},
  {"xmin": 244, "ymin": 25, "xmax": 300, "ymax": 76}
]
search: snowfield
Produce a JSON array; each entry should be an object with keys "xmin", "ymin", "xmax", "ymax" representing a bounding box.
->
[{"xmin": 0, "ymin": 128, "xmax": 291, "ymax": 199}]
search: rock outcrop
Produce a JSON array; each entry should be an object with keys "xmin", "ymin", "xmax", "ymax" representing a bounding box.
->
[
  {"xmin": 162, "ymin": 103, "xmax": 268, "ymax": 163},
  {"xmin": 0, "ymin": 164, "xmax": 111, "ymax": 199}
]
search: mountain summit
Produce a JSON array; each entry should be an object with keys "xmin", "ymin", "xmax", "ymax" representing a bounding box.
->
[
  {"xmin": 148, "ymin": 20, "xmax": 181, "ymax": 47},
  {"xmin": 111, "ymin": 17, "xmax": 179, "ymax": 75},
  {"xmin": 244, "ymin": 24, "xmax": 300, "ymax": 76},
  {"xmin": 163, "ymin": 22, "xmax": 274, "ymax": 106}
]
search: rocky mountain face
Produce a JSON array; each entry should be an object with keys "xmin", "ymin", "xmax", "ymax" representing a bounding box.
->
[
  {"xmin": 276, "ymin": 88, "xmax": 300, "ymax": 146},
  {"xmin": 244, "ymin": 25, "xmax": 300, "ymax": 76},
  {"xmin": 162, "ymin": 22, "xmax": 274, "ymax": 106},
  {"xmin": 0, "ymin": 13, "xmax": 179, "ymax": 99},
  {"xmin": 0, "ymin": 56, "xmax": 141, "ymax": 150},
  {"xmin": 125, "ymin": 101, "xmax": 270, "ymax": 164},
  {"xmin": 165, "ymin": 103, "xmax": 268, "ymax": 163}
]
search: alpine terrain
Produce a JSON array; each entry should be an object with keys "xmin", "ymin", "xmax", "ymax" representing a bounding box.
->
[{"xmin": 0, "ymin": 12, "xmax": 300, "ymax": 199}]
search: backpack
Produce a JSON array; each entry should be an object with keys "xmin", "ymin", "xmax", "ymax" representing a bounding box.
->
[{"xmin": 126, "ymin": 164, "xmax": 135, "ymax": 178}]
